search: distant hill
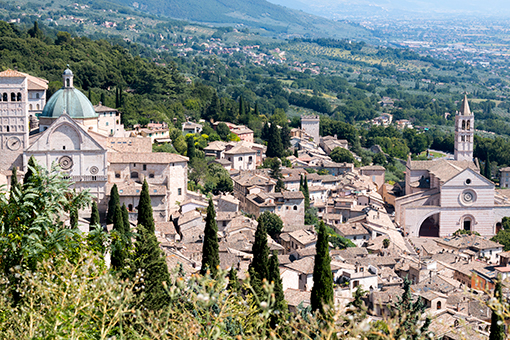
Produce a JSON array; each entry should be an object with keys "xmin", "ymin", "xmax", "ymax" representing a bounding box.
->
[
  {"xmin": 110, "ymin": 0, "xmax": 373, "ymax": 39},
  {"xmin": 267, "ymin": 0, "xmax": 510, "ymax": 19}
]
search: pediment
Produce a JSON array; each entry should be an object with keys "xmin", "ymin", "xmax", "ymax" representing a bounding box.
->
[{"xmin": 442, "ymin": 167, "xmax": 494, "ymax": 188}]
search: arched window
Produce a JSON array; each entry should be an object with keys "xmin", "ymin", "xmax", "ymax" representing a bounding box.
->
[
  {"xmin": 2, "ymin": 93, "xmax": 7, "ymax": 101},
  {"xmin": 36, "ymin": 93, "xmax": 40, "ymax": 99},
  {"xmin": 238, "ymin": 157, "xmax": 243, "ymax": 162},
  {"xmin": 29, "ymin": 104, "xmax": 33, "ymax": 110},
  {"xmin": 130, "ymin": 172, "xmax": 139, "ymax": 179},
  {"xmin": 467, "ymin": 120, "xmax": 470, "ymax": 130},
  {"xmin": 462, "ymin": 120, "xmax": 466, "ymax": 130},
  {"xmin": 128, "ymin": 204, "xmax": 133, "ymax": 211},
  {"xmin": 437, "ymin": 301, "xmax": 442, "ymax": 310},
  {"xmin": 248, "ymin": 156, "xmax": 253, "ymax": 163},
  {"xmin": 293, "ymin": 205, "xmax": 298, "ymax": 210},
  {"xmin": 6, "ymin": 126, "xmax": 9, "ymax": 132},
  {"xmin": 11, "ymin": 93, "xmax": 15, "ymax": 101},
  {"xmin": 36, "ymin": 104, "xmax": 40, "ymax": 110},
  {"xmin": 16, "ymin": 93, "xmax": 21, "ymax": 101},
  {"xmin": 66, "ymin": 79, "xmax": 70, "ymax": 87}
]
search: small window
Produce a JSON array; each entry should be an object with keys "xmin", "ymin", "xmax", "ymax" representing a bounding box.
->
[
  {"xmin": 115, "ymin": 172, "xmax": 121, "ymax": 179},
  {"xmin": 128, "ymin": 204, "xmax": 133, "ymax": 211},
  {"xmin": 63, "ymin": 146, "xmax": 66, "ymax": 150},
  {"xmin": 238, "ymin": 157, "xmax": 243, "ymax": 161},
  {"xmin": 92, "ymin": 176, "xmax": 97, "ymax": 181},
  {"xmin": 133, "ymin": 163, "xmax": 136, "ymax": 167},
  {"xmin": 11, "ymin": 93, "xmax": 16, "ymax": 101},
  {"xmin": 178, "ymin": 188, "xmax": 182, "ymax": 195},
  {"xmin": 29, "ymin": 104, "xmax": 33, "ymax": 110},
  {"xmin": 36, "ymin": 93, "xmax": 40, "ymax": 99},
  {"xmin": 130, "ymin": 172, "xmax": 139, "ymax": 179},
  {"xmin": 66, "ymin": 79, "xmax": 70, "ymax": 87},
  {"xmin": 17, "ymin": 93, "xmax": 21, "ymax": 101},
  {"xmin": 149, "ymin": 173, "xmax": 155, "ymax": 179},
  {"xmin": 143, "ymin": 164, "xmax": 147, "ymax": 171},
  {"xmin": 6, "ymin": 126, "xmax": 9, "ymax": 132},
  {"xmin": 248, "ymin": 156, "xmax": 253, "ymax": 162},
  {"xmin": 36, "ymin": 104, "xmax": 40, "ymax": 110},
  {"xmin": 293, "ymin": 205, "xmax": 297, "ymax": 210},
  {"xmin": 106, "ymin": 122, "xmax": 109, "ymax": 126},
  {"xmin": 2, "ymin": 93, "xmax": 7, "ymax": 101}
]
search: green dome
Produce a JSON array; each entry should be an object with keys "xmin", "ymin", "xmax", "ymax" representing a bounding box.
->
[{"xmin": 40, "ymin": 87, "xmax": 97, "ymax": 119}]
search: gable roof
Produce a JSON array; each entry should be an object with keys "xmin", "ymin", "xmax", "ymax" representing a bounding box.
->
[
  {"xmin": 442, "ymin": 167, "xmax": 494, "ymax": 188},
  {"xmin": 26, "ymin": 113, "xmax": 106, "ymax": 152}
]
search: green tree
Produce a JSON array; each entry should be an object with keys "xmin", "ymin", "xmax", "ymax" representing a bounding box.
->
[
  {"xmin": 311, "ymin": 221, "xmax": 334, "ymax": 315},
  {"xmin": 268, "ymin": 250, "xmax": 287, "ymax": 317},
  {"xmin": 70, "ymin": 207, "xmax": 78, "ymax": 229},
  {"xmin": 383, "ymin": 238, "xmax": 390, "ymax": 249},
  {"xmin": 201, "ymin": 198, "xmax": 220, "ymax": 277},
  {"xmin": 122, "ymin": 203, "xmax": 131, "ymax": 247},
  {"xmin": 280, "ymin": 124, "xmax": 291, "ymax": 150},
  {"xmin": 266, "ymin": 124, "xmax": 283, "ymax": 158},
  {"xmin": 111, "ymin": 204, "xmax": 126, "ymax": 270},
  {"xmin": 258, "ymin": 211, "xmax": 284, "ymax": 239},
  {"xmin": 186, "ymin": 134, "xmax": 196, "ymax": 160},
  {"xmin": 300, "ymin": 175, "xmax": 310, "ymax": 210},
  {"xmin": 217, "ymin": 122, "xmax": 230, "ymax": 141},
  {"xmin": 133, "ymin": 224, "xmax": 170, "ymax": 310},
  {"xmin": 227, "ymin": 267, "xmax": 240, "ymax": 293},
  {"xmin": 9, "ymin": 166, "xmax": 21, "ymax": 204},
  {"xmin": 261, "ymin": 121, "xmax": 270, "ymax": 141},
  {"xmin": 489, "ymin": 278, "xmax": 505, "ymax": 340},
  {"xmin": 27, "ymin": 21, "xmax": 43, "ymax": 39},
  {"xmin": 249, "ymin": 218, "xmax": 270, "ymax": 297},
  {"xmin": 330, "ymin": 147, "xmax": 355, "ymax": 163},
  {"xmin": 106, "ymin": 184, "xmax": 120, "ymax": 225},
  {"xmin": 137, "ymin": 180, "xmax": 155, "ymax": 234},
  {"xmin": 392, "ymin": 277, "xmax": 431, "ymax": 339},
  {"xmin": 492, "ymin": 229, "xmax": 510, "ymax": 251},
  {"xmin": 23, "ymin": 156, "xmax": 37, "ymax": 185},
  {"xmin": 372, "ymin": 152, "xmax": 387, "ymax": 166},
  {"xmin": 90, "ymin": 201, "xmax": 100, "ymax": 231},
  {"xmin": 485, "ymin": 153, "xmax": 492, "ymax": 180}
]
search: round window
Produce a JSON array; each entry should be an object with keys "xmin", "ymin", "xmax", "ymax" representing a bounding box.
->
[
  {"xmin": 461, "ymin": 189, "xmax": 476, "ymax": 205},
  {"xmin": 465, "ymin": 179, "xmax": 472, "ymax": 185}
]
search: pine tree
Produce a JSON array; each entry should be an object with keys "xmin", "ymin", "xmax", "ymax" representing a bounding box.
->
[
  {"xmin": 90, "ymin": 201, "xmax": 100, "ymax": 232},
  {"xmin": 268, "ymin": 251, "xmax": 287, "ymax": 315},
  {"xmin": 111, "ymin": 204, "xmax": 126, "ymax": 270},
  {"xmin": 137, "ymin": 179, "xmax": 154, "ymax": 233},
  {"xmin": 106, "ymin": 184, "xmax": 120, "ymax": 225},
  {"xmin": 100, "ymin": 92, "xmax": 106, "ymax": 105},
  {"xmin": 393, "ymin": 276, "xmax": 431, "ymax": 339},
  {"xmin": 485, "ymin": 153, "xmax": 492, "ymax": 180},
  {"xmin": 115, "ymin": 87, "xmax": 120, "ymax": 108},
  {"xmin": 201, "ymin": 198, "xmax": 220, "ymax": 277},
  {"xmin": 133, "ymin": 225, "xmax": 171, "ymax": 310},
  {"xmin": 227, "ymin": 267, "xmax": 240, "ymax": 293},
  {"xmin": 489, "ymin": 278, "xmax": 505, "ymax": 340},
  {"xmin": 122, "ymin": 203, "xmax": 131, "ymax": 247},
  {"xmin": 249, "ymin": 218, "xmax": 270, "ymax": 295},
  {"xmin": 266, "ymin": 124, "xmax": 283, "ymax": 158},
  {"xmin": 311, "ymin": 221, "xmax": 334, "ymax": 314},
  {"xmin": 88, "ymin": 88, "xmax": 92, "ymax": 101},
  {"xmin": 23, "ymin": 156, "xmax": 37, "ymax": 185}
]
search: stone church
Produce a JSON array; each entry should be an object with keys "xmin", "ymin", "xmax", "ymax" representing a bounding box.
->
[
  {"xmin": 394, "ymin": 96, "xmax": 510, "ymax": 237},
  {"xmin": 0, "ymin": 68, "xmax": 189, "ymax": 222}
]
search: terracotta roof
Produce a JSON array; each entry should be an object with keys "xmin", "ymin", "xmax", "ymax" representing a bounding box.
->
[
  {"xmin": 107, "ymin": 181, "xmax": 166, "ymax": 196},
  {"xmin": 288, "ymin": 229, "xmax": 316, "ymax": 246},
  {"xmin": 93, "ymin": 104, "xmax": 118, "ymax": 113},
  {"xmin": 224, "ymin": 144, "xmax": 257, "ymax": 155},
  {"xmin": 435, "ymin": 234, "xmax": 502, "ymax": 251},
  {"xmin": 335, "ymin": 222, "xmax": 370, "ymax": 236},
  {"xmin": 0, "ymin": 69, "xmax": 48, "ymax": 89},
  {"xmin": 361, "ymin": 165, "xmax": 386, "ymax": 171},
  {"xmin": 108, "ymin": 152, "xmax": 188, "ymax": 164}
]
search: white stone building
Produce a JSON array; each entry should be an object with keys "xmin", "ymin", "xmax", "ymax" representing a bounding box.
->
[
  {"xmin": 224, "ymin": 144, "xmax": 257, "ymax": 171},
  {"xmin": 394, "ymin": 96, "xmax": 510, "ymax": 237},
  {"xmin": 301, "ymin": 115, "xmax": 320, "ymax": 143}
]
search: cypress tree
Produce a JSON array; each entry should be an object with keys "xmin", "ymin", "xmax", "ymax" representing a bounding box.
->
[
  {"xmin": 100, "ymin": 92, "xmax": 106, "ymax": 105},
  {"xmin": 90, "ymin": 201, "xmax": 100, "ymax": 232},
  {"xmin": 70, "ymin": 207, "xmax": 78, "ymax": 229},
  {"xmin": 115, "ymin": 87, "xmax": 120, "ymax": 108},
  {"xmin": 249, "ymin": 218, "xmax": 270, "ymax": 292},
  {"xmin": 268, "ymin": 251, "xmax": 287, "ymax": 315},
  {"xmin": 106, "ymin": 184, "xmax": 120, "ymax": 225},
  {"xmin": 303, "ymin": 175, "xmax": 310, "ymax": 210},
  {"xmin": 227, "ymin": 267, "xmax": 240, "ymax": 293},
  {"xmin": 24, "ymin": 156, "xmax": 37, "ymax": 185},
  {"xmin": 186, "ymin": 135, "xmax": 196, "ymax": 160},
  {"xmin": 111, "ymin": 204, "xmax": 126, "ymax": 270},
  {"xmin": 489, "ymin": 278, "xmax": 505, "ymax": 340},
  {"xmin": 9, "ymin": 166, "xmax": 21, "ymax": 204},
  {"xmin": 122, "ymin": 203, "xmax": 131, "ymax": 247},
  {"xmin": 280, "ymin": 124, "xmax": 291, "ymax": 150},
  {"xmin": 485, "ymin": 153, "xmax": 492, "ymax": 180},
  {"xmin": 261, "ymin": 122, "xmax": 270, "ymax": 142},
  {"xmin": 266, "ymin": 124, "xmax": 283, "ymax": 158},
  {"xmin": 137, "ymin": 179, "xmax": 154, "ymax": 233},
  {"xmin": 201, "ymin": 198, "xmax": 220, "ymax": 277},
  {"xmin": 133, "ymin": 225, "xmax": 171, "ymax": 310},
  {"xmin": 311, "ymin": 221, "xmax": 334, "ymax": 314}
]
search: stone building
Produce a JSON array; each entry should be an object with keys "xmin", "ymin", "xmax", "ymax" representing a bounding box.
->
[
  {"xmin": 0, "ymin": 69, "xmax": 48, "ymax": 170},
  {"xmin": 301, "ymin": 115, "xmax": 320, "ymax": 143},
  {"xmin": 394, "ymin": 96, "xmax": 510, "ymax": 237},
  {"xmin": 244, "ymin": 191, "xmax": 305, "ymax": 226}
]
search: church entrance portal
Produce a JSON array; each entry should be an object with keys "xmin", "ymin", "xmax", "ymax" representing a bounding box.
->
[{"xmin": 419, "ymin": 213, "xmax": 440, "ymax": 237}]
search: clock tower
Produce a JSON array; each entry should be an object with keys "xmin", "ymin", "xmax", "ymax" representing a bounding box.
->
[{"xmin": 0, "ymin": 69, "xmax": 48, "ymax": 170}]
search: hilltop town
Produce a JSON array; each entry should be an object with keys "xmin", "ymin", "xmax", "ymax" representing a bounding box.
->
[{"xmin": 1, "ymin": 66, "xmax": 509, "ymax": 339}]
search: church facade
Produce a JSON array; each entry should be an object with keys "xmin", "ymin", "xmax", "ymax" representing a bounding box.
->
[
  {"xmin": 0, "ymin": 68, "xmax": 188, "ymax": 222},
  {"xmin": 395, "ymin": 96, "xmax": 510, "ymax": 237}
]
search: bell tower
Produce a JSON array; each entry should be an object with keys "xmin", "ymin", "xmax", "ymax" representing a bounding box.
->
[{"xmin": 454, "ymin": 95, "xmax": 474, "ymax": 161}]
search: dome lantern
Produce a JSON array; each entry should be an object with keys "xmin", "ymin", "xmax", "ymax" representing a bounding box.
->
[{"xmin": 63, "ymin": 64, "xmax": 74, "ymax": 89}]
